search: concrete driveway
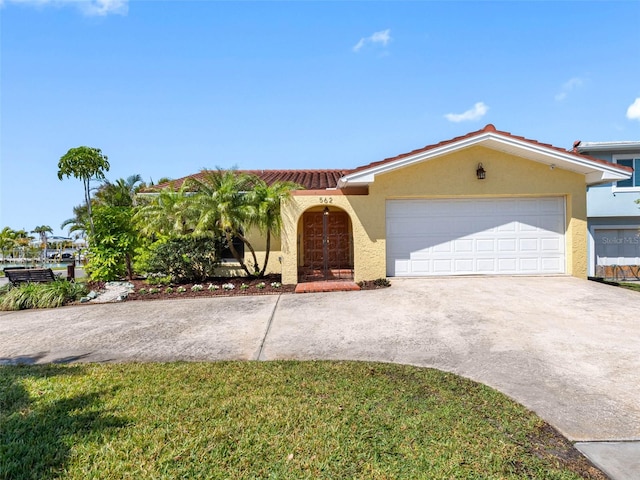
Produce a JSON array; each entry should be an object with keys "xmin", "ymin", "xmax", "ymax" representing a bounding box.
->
[{"xmin": 1, "ymin": 276, "xmax": 639, "ymax": 477}]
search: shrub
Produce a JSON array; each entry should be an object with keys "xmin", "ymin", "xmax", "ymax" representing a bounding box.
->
[
  {"xmin": 191, "ymin": 284, "xmax": 204, "ymax": 292},
  {"xmin": 373, "ymin": 278, "xmax": 391, "ymax": 287},
  {"xmin": 143, "ymin": 237, "xmax": 221, "ymax": 283},
  {"xmin": 164, "ymin": 287, "xmax": 174, "ymax": 294},
  {"xmin": 86, "ymin": 205, "xmax": 138, "ymax": 281},
  {"xmin": 145, "ymin": 274, "xmax": 172, "ymax": 286},
  {"xmin": 0, "ymin": 280, "xmax": 88, "ymax": 311},
  {"xmin": 137, "ymin": 288, "xmax": 148, "ymax": 295}
]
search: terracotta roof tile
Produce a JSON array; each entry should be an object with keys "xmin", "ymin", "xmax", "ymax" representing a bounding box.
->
[
  {"xmin": 150, "ymin": 169, "xmax": 345, "ymax": 192},
  {"xmin": 143, "ymin": 125, "xmax": 631, "ymax": 194}
]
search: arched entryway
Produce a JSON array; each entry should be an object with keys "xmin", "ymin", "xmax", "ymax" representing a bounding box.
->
[{"xmin": 298, "ymin": 206, "xmax": 354, "ymax": 282}]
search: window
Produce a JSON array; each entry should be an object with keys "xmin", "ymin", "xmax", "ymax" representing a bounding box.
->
[
  {"xmin": 614, "ymin": 155, "xmax": 640, "ymax": 190},
  {"xmin": 218, "ymin": 234, "xmax": 245, "ymax": 261}
]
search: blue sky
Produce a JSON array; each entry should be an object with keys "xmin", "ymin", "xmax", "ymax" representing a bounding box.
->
[{"xmin": 1, "ymin": 0, "xmax": 639, "ymax": 237}]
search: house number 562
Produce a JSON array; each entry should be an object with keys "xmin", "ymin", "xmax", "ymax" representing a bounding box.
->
[{"xmin": 319, "ymin": 197, "xmax": 333, "ymax": 204}]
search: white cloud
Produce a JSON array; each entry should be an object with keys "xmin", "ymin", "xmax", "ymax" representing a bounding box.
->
[
  {"xmin": 444, "ymin": 102, "xmax": 489, "ymax": 123},
  {"xmin": 555, "ymin": 77, "xmax": 584, "ymax": 101},
  {"xmin": 626, "ymin": 98, "xmax": 640, "ymax": 121},
  {"xmin": 1, "ymin": 0, "xmax": 128, "ymax": 16},
  {"xmin": 353, "ymin": 29, "xmax": 391, "ymax": 53}
]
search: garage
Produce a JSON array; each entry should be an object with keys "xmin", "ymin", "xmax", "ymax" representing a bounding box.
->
[
  {"xmin": 592, "ymin": 227, "xmax": 640, "ymax": 279},
  {"xmin": 386, "ymin": 197, "xmax": 566, "ymax": 276}
]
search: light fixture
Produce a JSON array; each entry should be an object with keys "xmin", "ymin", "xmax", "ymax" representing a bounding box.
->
[{"xmin": 476, "ymin": 163, "xmax": 486, "ymax": 180}]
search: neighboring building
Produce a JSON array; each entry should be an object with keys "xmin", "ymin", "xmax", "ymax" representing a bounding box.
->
[
  {"xmin": 163, "ymin": 125, "xmax": 631, "ymax": 285},
  {"xmin": 576, "ymin": 140, "xmax": 640, "ymax": 279}
]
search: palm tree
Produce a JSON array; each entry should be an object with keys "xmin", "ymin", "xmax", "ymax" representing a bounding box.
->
[
  {"xmin": 134, "ymin": 184, "xmax": 196, "ymax": 239},
  {"xmin": 0, "ymin": 227, "xmax": 18, "ymax": 261},
  {"xmin": 13, "ymin": 230, "xmax": 34, "ymax": 262},
  {"xmin": 246, "ymin": 179, "xmax": 299, "ymax": 276},
  {"xmin": 96, "ymin": 174, "xmax": 144, "ymax": 207},
  {"xmin": 61, "ymin": 204, "xmax": 90, "ymax": 239},
  {"xmin": 31, "ymin": 225, "xmax": 53, "ymax": 260},
  {"xmin": 188, "ymin": 169, "xmax": 260, "ymax": 276}
]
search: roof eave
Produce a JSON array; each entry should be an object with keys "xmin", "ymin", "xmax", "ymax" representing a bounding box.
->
[
  {"xmin": 338, "ymin": 132, "xmax": 631, "ymax": 188},
  {"xmin": 577, "ymin": 142, "xmax": 640, "ymax": 153}
]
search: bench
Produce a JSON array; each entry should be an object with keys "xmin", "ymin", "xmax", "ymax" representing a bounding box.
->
[{"xmin": 4, "ymin": 268, "xmax": 57, "ymax": 285}]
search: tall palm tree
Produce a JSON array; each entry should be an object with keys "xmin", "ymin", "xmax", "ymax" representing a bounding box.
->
[
  {"xmin": 31, "ymin": 225, "xmax": 53, "ymax": 260},
  {"xmin": 246, "ymin": 179, "xmax": 299, "ymax": 276},
  {"xmin": 188, "ymin": 169, "xmax": 260, "ymax": 276}
]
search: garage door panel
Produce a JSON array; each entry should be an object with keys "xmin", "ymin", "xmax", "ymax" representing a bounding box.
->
[
  {"xmin": 476, "ymin": 239, "xmax": 495, "ymax": 252},
  {"xmin": 497, "ymin": 258, "xmax": 518, "ymax": 272},
  {"xmin": 541, "ymin": 238, "xmax": 562, "ymax": 251},
  {"xmin": 476, "ymin": 258, "xmax": 496, "ymax": 271},
  {"xmin": 386, "ymin": 198, "xmax": 565, "ymax": 276},
  {"xmin": 519, "ymin": 238, "xmax": 539, "ymax": 251}
]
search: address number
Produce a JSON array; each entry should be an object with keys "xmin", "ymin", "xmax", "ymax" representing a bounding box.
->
[{"xmin": 319, "ymin": 197, "xmax": 333, "ymax": 204}]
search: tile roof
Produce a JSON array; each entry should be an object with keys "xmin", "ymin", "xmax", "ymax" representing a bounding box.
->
[
  {"xmin": 346, "ymin": 124, "xmax": 632, "ymax": 176},
  {"xmin": 144, "ymin": 125, "xmax": 631, "ymax": 194},
  {"xmin": 151, "ymin": 169, "xmax": 346, "ymax": 191}
]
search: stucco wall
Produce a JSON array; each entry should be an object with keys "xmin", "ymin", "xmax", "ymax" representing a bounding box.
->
[{"xmin": 281, "ymin": 145, "xmax": 588, "ymax": 283}]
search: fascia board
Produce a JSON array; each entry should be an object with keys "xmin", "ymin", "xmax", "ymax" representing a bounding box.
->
[
  {"xmin": 339, "ymin": 133, "xmax": 630, "ymax": 187},
  {"xmin": 577, "ymin": 142, "xmax": 640, "ymax": 153},
  {"xmin": 585, "ymin": 170, "xmax": 630, "ymax": 185}
]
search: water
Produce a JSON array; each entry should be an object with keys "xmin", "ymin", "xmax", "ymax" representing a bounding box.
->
[{"xmin": 1, "ymin": 261, "xmax": 79, "ymax": 270}]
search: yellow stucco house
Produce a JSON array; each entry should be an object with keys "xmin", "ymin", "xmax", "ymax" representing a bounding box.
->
[{"xmin": 171, "ymin": 125, "xmax": 631, "ymax": 286}]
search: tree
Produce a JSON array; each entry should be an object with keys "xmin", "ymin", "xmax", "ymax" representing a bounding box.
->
[
  {"xmin": 188, "ymin": 169, "xmax": 260, "ymax": 276},
  {"xmin": 133, "ymin": 184, "xmax": 197, "ymax": 239},
  {"xmin": 31, "ymin": 225, "xmax": 53, "ymax": 260},
  {"xmin": 246, "ymin": 179, "xmax": 298, "ymax": 276},
  {"xmin": 57, "ymin": 146, "xmax": 110, "ymax": 236},
  {"xmin": 86, "ymin": 205, "xmax": 138, "ymax": 281},
  {"xmin": 0, "ymin": 227, "xmax": 18, "ymax": 260},
  {"xmin": 95, "ymin": 174, "xmax": 144, "ymax": 207},
  {"xmin": 61, "ymin": 204, "xmax": 90, "ymax": 239}
]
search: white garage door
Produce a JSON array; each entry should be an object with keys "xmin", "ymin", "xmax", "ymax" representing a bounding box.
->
[{"xmin": 386, "ymin": 197, "xmax": 566, "ymax": 276}]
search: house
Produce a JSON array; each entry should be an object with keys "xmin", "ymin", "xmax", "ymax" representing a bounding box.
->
[
  {"xmin": 164, "ymin": 125, "xmax": 631, "ymax": 285},
  {"xmin": 575, "ymin": 140, "xmax": 640, "ymax": 279}
]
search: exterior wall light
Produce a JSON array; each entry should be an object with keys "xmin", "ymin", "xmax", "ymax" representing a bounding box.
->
[{"xmin": 476, "ymin": 163, "xmax": 486, "ymax": 180}]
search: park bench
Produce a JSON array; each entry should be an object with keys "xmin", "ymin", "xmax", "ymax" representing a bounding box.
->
[{"xmin": 4, "ymin": 268, "xmax": 57, "ymax": 285}]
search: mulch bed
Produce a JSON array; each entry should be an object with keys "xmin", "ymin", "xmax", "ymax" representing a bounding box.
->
[
  {"xmin": 100, "ymin": 275, "xmax": 390, "ymax": 302},
  {"xmin": 125, "ymin": 275, "xmax": 295, "ymax": 301}
]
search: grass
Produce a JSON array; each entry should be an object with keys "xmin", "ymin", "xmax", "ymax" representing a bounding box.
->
[
  {"xmin": 0, "ymin": 279, "xmax": 88, "ymax": 310},
  {"xmin": 589, "ymin": 277, "xmax": 640, "ymax": 292},
  {"xmin": 0, "ymin": 361, "xmax": 604, "ymax": 479}
]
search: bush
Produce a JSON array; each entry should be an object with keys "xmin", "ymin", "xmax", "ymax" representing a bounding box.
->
[
  {"xmin": 0, "ymin": 280, "xmax": 88, "ymax": 311},
  {"xmin": 86, "ymin": 205, "xmax": 138, "ymax": 281},
  {"xmin": 143, "ymin": 237, "xmax": 221, "ymax": 283}
]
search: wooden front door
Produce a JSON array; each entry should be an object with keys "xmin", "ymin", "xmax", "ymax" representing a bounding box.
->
[{"xmin": 301, "ymin": 209, "xmax": 353, "ymax": 280}]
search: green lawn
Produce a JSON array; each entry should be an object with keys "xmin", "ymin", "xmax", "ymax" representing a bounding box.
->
[{"xmin": 0, "ymin": 361, "xmax": 602, "ymax": 479}]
